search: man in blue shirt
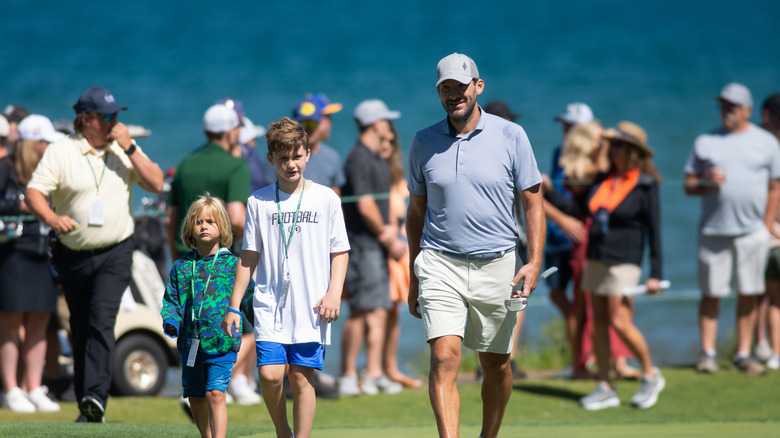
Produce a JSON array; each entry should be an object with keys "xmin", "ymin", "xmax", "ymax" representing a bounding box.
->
[{"xmin": 406, "ymin": 53, "xmax": 546, "ymax": 438}]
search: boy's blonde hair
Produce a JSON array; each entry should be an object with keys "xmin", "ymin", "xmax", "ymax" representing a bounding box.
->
[
  {"xmin": 265, "ymin": 116, "xmax": 309, "ymax": 157},
  {"xmin": 180, "ymin": 193, "xmax": 233, "ymax": 250}
]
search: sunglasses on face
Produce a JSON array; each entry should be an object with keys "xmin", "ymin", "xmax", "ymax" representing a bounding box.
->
[
  {"xmin": 300, "ymin": 119, "xmax": 319, "ymax": 132},
  {"xmin": 101, "ymin": 113, "xmax": 118, "ymax": 122}
]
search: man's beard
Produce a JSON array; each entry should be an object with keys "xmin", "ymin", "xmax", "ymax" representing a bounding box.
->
[{"xmin": 448, "ymin": 99, "xmax": 476, "ymax": 122}]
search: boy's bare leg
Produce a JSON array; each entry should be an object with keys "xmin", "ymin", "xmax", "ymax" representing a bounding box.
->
[
  {"xmin": 189, "ymin": 396, "xmax": 211, "ymax": 438},
  {"xmin": 259, "ymin": 364, "xmax": 293, "ymax": 438},
  {"xmin": 206, "ymin": 389, "xmax": 227, "ymax": 438},
  {"xmin": 289, "ymin": 364, "xmax": 316, "ymax": 438}
]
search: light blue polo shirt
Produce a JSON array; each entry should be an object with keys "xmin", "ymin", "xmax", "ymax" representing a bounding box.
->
[{"xmin": 408, "ymin": 108, "xmax": 542, "ymax": 254}]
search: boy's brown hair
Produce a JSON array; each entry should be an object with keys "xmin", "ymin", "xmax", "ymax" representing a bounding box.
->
[{"xmin": 265, "ymin": 116, "xmax": 309, "ymax": 157}]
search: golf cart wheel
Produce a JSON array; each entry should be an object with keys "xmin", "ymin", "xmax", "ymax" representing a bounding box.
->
[{"xmin": 112, "ymin": 334, "xmax": 168, "ymax": 396}]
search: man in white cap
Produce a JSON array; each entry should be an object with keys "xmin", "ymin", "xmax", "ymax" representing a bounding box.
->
[
  {"xmin": 166, "ymin": 103, "xmax": 249, "ymax": 260},
  {"xmin": 25, "ymin": 86, "xmax": 164, "ymax": 422},
  {"xmin": 406, "ymin": 53, "xmax": 545, "ymax": 438},
  {"xmin": 684, "ymin": 82, "xmax": 780, "ymax": 375},
  {"xmin": 338, "ymin": 99, "xmax": 405, "ymax": 397}
]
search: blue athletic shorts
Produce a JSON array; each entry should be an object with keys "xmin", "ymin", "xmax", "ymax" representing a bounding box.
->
[
  {"xmin": 256, "ymin": 342, "xmax": 324, "ymax": 370},
  {"xmin": 182, "ymin": 359, "xmax": 234, "ymax": 398}
]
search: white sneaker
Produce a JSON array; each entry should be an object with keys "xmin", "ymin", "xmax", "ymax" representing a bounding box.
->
[
  {"xmin": 754, "ymin": 340, "xmax": 773, "ymax": 362},
  {"xmin": 767, "ymin": 355, "xmax": 780, "ymax": 370},
  {"xmin": 225, "ymin": 391, "xmax": 234, "ymax": 404},
  {"xmin": 26, "ymin": 387, "xmax": 60, "ymax": 412},
  {"xmin": 227, "ymin": 374, "xmax": 262, "ymax": 405},
  {"xmin": 3, "ymin": 387, "xmax": 36, "ymax": 413},
  {"xmin": 361, "ymin": 375, "xmax": 402, "ymax": 395},
  {"xmin": 337, "ymin": 375, "xmax": 361, "ymax": 397}
]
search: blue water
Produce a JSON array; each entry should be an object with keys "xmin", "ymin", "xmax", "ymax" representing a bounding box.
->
[{"xmin": 3, "ymin": 0, "xmax": 779, "ymax": 372}]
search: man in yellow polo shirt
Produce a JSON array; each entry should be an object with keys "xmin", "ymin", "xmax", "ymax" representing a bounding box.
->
[{"xmin": 26, "ymin": 86, "xmax": 164, "ymax": 423}]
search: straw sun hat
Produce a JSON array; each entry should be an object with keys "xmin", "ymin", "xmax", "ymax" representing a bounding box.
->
[{"xmin": 602, "ymin": 121, "xmax": 654, "ymax": 158}]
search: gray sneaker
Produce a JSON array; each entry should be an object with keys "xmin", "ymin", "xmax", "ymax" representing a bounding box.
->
[
  {"xmin": 631, "ymin": 368, "xmax": 666, "ymax": 409},
  {"xmin": 732, "ymin": 356, "xmax": 766, "ymax": 375},
  {"xmin": 337, "ymin": 375, "xmax": 361, "ymax": 397},
  {"xmin": 696, "ymin": 353, "xmax": 718, "ymax": 373},
  {"xmin": 361, "ymin": 375, "xmax": 402, "ymax": 395},
  {"xmin": 579, "ymin": 383, "xmax": 620, "ymax": 411}
]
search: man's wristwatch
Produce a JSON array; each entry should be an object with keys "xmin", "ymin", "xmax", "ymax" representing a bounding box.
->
[{"xmin": 124, "ymin": 143, "xmax": 137, "ymax": 156}]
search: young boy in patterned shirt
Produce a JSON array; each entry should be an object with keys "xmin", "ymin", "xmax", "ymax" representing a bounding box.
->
[{"xmin": 162, "ymin": 194, "xmax": 254, "ymax": 438}]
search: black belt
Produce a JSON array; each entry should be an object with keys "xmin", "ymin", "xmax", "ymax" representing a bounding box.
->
[
  {"xmin": 434, "ymin": 247, "xmax": 514, "ymax": 261},
  {"xmin": 57, "ymin": 237, "xmax": 131, "ymax": 257}
]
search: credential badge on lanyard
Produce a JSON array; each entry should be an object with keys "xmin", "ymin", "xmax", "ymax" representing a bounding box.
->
[
  {"xmin": 186, "ymin": 251, "xmax": 219, "ymax": 367},
  {"xmin": 85, "ymin": 153, "xmax": 108, "ymax": 226}
]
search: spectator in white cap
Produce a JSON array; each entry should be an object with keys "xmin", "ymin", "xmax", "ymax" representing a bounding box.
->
[
  {"xmin": 407, "ymin": 52, "xmax": 545, "ymax": 438},
  {"xmin": 684, "ymin": 82, "xmax": 780, "ymax": 375},
  {"xmin": 166, "ymin": 103, "xmax": 249, "ymax": 260},
  {"xmin": 0, "ymin": 113, "xmax": 63, "ymax": 414},
  {"xmin": 25, "ymin": 86, "xmax": 164, "ymax": 422},
  {"xmin": 338, "ymin": 98, "xmax": 405, "ymax": 397}
]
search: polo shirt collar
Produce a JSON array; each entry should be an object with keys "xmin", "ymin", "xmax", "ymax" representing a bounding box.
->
[
  {"xmin": 442, "ymin": 105, "xmax": 486, "ymax": 138},
  {"xmin": 76, "ymin": 134, "xmax": 116, "ymax": 157}
]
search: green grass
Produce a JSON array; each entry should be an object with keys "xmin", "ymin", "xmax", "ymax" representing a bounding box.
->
[{"xmin": 2, "ymin": 365, "xmax": 779, "ymax": 437}]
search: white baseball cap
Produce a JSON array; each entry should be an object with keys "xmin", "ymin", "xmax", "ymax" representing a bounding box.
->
[
  {"xmin": 18, "ymin": 114, "xmax": 66, "ymax": 143},
  {"xmin": 0, "ymin": 115, "xmax": 9, "ymax": 137},
  {"xmin": 717, "ymin": 82, "xmax": 753, "ymax": 108},
  {"xmin": 556, "ymin": 103, "xmax": 594, "ymax": 125},
  {"xmin": 203, "ymin": 104, "xmax": 239, "ymax": 134},
  {"xmin": 239, "ymin": 116, "xmax": 266, "ymax": 145},
  {"xmin": 436, "ymin": 53, "xmax": 480, "ymax": 86},
  {"xmin": 354, "ymin": 99, "xmax": 401, "ymax": 127}
]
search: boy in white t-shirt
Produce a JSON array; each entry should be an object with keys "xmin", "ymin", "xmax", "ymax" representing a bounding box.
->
[{"xmin": 223, "ymin": 116, "xmax": 349, "ymax": 438}]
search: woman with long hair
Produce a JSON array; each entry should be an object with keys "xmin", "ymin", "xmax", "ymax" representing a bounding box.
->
[{"xmin": 0, "ymin": 115, "xmax": 62, "ymax": 413}]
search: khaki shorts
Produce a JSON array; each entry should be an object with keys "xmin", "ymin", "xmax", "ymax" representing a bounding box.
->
[
  {"xmin": 698, "ymin": 227, "xmax": 770, "ymax": 297},
  {"xmin": 582, "ymin": 260, "xmax": 642, "ymax": 296},
  {"xmin": 414, "ymin": 249, "xmax": 517, "ymax": 354}
]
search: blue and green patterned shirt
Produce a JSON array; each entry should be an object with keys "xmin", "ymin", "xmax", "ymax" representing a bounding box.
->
[{"xmin": 161, "ymin": 248, "xmax": 254, "ymax": 361}]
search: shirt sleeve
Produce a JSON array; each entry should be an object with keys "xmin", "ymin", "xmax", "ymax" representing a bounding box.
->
[
  {"xmin": 683, "ymin": 140, "xmax": 700, "ymax": 175},
  {"xmin": 26, "ymin": 143, "xmax": 61, "ymax": 197},
  {"xmin": 242, "ymin": 196, "xmax": 262, "ymax": 252},
  {"xmin": 407, "ymin": 134, "xmax": 426, "ymax": 196},
  {"xmin": 511, "ymin": 126, "xmax": 542, "ymax": 192},
  {"xmin": 769, "ymin": 137, "xmax": 780, "ymax": 179},
  {"xmin": 161, "ymin": 263, "xmax": 184, "ymax": 335},
  {"xmin": 329, "ymin": 191, "xmax": 351, "ymax": 253}
]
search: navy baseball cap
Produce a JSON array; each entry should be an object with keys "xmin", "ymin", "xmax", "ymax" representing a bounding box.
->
[{"xmin": 73, "ymin": 87, "xmax": 127, "ymax": 114}]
